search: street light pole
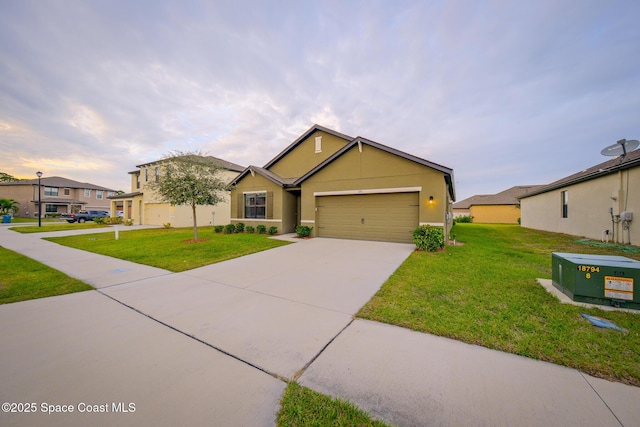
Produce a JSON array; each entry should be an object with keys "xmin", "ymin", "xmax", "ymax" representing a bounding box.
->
[{"xmin": 36, "ymin": 171, "xmax": 43, "ymax": 227}]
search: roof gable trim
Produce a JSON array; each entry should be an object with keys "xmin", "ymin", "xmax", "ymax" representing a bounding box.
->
[{"xmin": 262, "ymin": 124, "xmax": 353, "ymax": 170}]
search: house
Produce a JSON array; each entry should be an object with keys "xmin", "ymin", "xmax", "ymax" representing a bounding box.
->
[
  {"xmin": 453, "ymin": 185, "xmax": 543, "ymax": 224},
  {"xmin": 109, "ymin": 156, "xmax": 244, "ymax": 227},
  {"xmin": 520, "ymin": 149, "xmax": 640, "ymax": 244},
  {"xmin": 0, "ymin": 176, "xmax": 116, "ymax": 218},
  {"xmin": 229, "ymin": 124, "xmax": 455, "ymax": 243}
]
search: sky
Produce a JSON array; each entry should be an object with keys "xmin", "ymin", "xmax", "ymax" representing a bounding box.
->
[{"xmin": 1, "ymin": 0, "xmax": 639, "ymax": 200}]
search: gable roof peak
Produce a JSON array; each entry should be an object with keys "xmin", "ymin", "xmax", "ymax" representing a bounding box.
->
[{"xmin": 262, "ymin": 124, "xmax": 354, "ymax": 170}]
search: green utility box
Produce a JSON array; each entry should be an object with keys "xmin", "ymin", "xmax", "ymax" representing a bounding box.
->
[{"xmin": 552, "ymin": 253, "xmax": 640, "ymax": 310}]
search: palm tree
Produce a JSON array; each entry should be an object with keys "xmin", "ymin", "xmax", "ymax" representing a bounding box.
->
[{"xmin": 0, "ymin": 198, "xmax": 20, "ymax": 215}]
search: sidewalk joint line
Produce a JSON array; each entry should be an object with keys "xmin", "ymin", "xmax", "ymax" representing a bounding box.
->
[
  {"xmin": 291, "ymin": 318, "xmax": 355, "ymax": 381},
  {"xmin": 97, "ymin": 290, "xmax": 288, "ymax": 383},
  {"xmin": 579, "ymin": 372, "xmax": 624, "ymax": 427}
]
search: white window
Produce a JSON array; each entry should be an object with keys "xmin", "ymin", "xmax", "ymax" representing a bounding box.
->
[
  {"xmin": 315, "ymin": 136, "xmax": 322, "ymax": 153},
  {"xmin": 44, "ymin": 187, "xmax": 59, "ymax": 196},
  {"xmin": 155, "ymin": 167, "xmax": 160, "ymax": 182},
  {"xmin": 561, "ymin": 191, "xmax": 568, "ymax": 218},
  {"xmin": 84, "ymin": 189, "xmax": 91, "ymax": 197},
  {"xmin": 107, "ymin": 191, "xmax": 115, "ymax": 197},
  {"xmin": 96, "ymin": 190, "xmax": 103, "ymax": 200},
  {"xmin": 244, "ymin": 192, "xmax": 266, "ymax": 219}
]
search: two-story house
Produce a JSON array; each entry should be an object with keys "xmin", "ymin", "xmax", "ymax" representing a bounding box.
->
[
  {"xmin": 109, "ymin": 156, "xmax": 244, "ymax": 227},
  {"xmin": 0, "ymin": 176, "xmax": 116, "ymax": 218}
]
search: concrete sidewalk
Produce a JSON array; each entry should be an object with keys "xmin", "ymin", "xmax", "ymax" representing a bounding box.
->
[
  {"xmin": 0, "ymin": 225, "xmax": 170, "ymax": 288},
  {"xmin": 1, "ymin": 225, "xmax": 639, "ymax": 426},
  {"xmin": 299, "ymin": 319, "xmax": 640, "ymax": 427}
]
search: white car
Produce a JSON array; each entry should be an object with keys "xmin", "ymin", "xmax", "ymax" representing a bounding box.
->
[{"xmin": 115, "ymin": 211, "xmax": 124, "ymax": 218}]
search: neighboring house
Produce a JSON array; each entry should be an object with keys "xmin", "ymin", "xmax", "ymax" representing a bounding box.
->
[
  {"xmin": 453, "ymin": 185, "xmax": 544, "ymax": 224},
  {"xmin": 0, "ymin": 176, "xmax": 115, "ymax": 218},
  {"xmin": 109, "ymin": 156, "xmax": 244, "ymax": 227},
  {"xmin": 520, "ymin": 149, "xmax": 640, "ymax": 245},
  {"xmin": 229, "ymin": 124, "xmax": 456, "ymax": 243}
]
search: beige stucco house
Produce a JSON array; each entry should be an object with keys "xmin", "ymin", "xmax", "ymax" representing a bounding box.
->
[
  {"xmin": 229, "ymin": 124, "xmax": 456, "ymax": 243},
  {"xmin": 520, "ymin": 149, "xmax": 639, "ymax": 245},
  {"xmin": 109, "ymin": 156, "xmax": 244, "ymax": 227},
  {"xmin": 453, "ymin": 186, "xmax": 543, "ymax": 224},
  {"xmin": 0, "ymin": 176, "xmax": 115, "ymax": 218}
]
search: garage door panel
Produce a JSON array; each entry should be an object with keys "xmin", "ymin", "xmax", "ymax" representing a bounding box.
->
[{"xmin": 317, "ymin": 193, "xmax": 418, "ymax": 243}]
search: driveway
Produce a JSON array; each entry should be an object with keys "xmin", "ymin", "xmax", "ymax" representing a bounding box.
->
[
  {"xmin": 0, "ymin": 235, "xmax": 414, "ymax": 426},
  {"xmin": 100, "ymin": 238, "xmax": 415, "ymax": 378}
]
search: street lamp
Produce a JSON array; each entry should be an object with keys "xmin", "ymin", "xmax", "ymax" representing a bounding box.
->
[{"xmin": 36, "ymin": 171, "xmax": 43, "ymax": 227}]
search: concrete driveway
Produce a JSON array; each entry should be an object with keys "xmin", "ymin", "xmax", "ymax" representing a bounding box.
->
[
  {"xmin": 100, "ymin": 238, "xmax": 414, "ymax": 378},
  {"xmin": 0, "ymin": 232, "xmax": 414, "ymax": 426}
]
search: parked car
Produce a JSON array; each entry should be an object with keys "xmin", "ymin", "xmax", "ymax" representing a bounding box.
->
[
  {"xmin": 61, "ymin": 210, "xmax": 110, "ymax": 223},
  {"xmin": 115, "ymin": 210, "xmax": 124, "ymax": 218}
]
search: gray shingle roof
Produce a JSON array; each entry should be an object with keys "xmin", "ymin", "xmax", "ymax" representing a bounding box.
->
[
  {"xmin": 229, "ymin": 166, "xmax": 297, "ymax": 187},
  {"xmin": 0, "ymin": 176, "xmax": 115, "ymax": 191},
  {"xmin": 520, "ymin": 150, "xmax": 640, "ymax": 198},
  {"xmin": 136, "ymin": 155, "xmax": 245, "ymax": 172},
  {"xmin": 454, "ymin": 185, "xmax": 544, "ymax": 208},
  {"xmin": 295, "ymin": 136, "xmax": 456, "ymax": 200}
]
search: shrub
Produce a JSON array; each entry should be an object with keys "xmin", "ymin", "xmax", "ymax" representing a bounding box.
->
[
  {"xmin": 245, "ymin": 225, "xmax": 255, "ymax": 234},
  {"xmin": 295, "ymin": 225, "xmax": 313, "ymax": 238},
  {"xmin": 268, "ymin": 226, "xmax": 278, "ymax": 235},
  {"xmin": 413, "ymin": 225, "xmax": 445, "ymax": 252},
  {"xmin": 453, "ymin": 215, "xmax": 473, "ymax": 225},
  {"xmin": 256, "ymin": 224, "xmax": 267, "ymax": 234},
  {"xmin": 163, "ymin": 222, "xmax": 171, "ymax": 229},
  {"xmin": 224, "ymin": 224, "xmax": 235, "ymax": 234},
  {"xmin": 123, "ymin": 219, "xmax": 134, "ymax": 226},
  {"xmin": 235, "ymin": 222, "xmax": 245, "ymax": 233},
  {"xmin": 94, "ymin": 217, "xmax": 105, "ymax": 224},
  {"xmin": 214, "ymin": 225, "xmax": 224, "ymax": 233},
  {"xmin": 106, "ymin": 217, "xmax": 123, "ymax": 225}
]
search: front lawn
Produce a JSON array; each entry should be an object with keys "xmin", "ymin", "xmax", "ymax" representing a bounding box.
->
[
  {"xmin": 46, "ymin": 228, "xmax": 291, "ymax": 272},
  {"xmin": 358, "ymin": 224, "xmax": 640, "ymax": 386},
  {"xmin": 0, "ymin": 247, "xmax": 93, "ymax": 304}
]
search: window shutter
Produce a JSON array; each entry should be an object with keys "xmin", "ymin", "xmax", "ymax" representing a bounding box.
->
[
  {"xmin": 266, "ymin": 191, "xmax": 273, "ymax": 219},
  {"xmin": 237, "ymin": 194, "xmax": 244, "ymax": 218}
]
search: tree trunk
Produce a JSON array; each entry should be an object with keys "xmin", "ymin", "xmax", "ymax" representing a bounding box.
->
[{"xmin": 192, "ymin": 202, "xmax": 198, "ymax": 241}]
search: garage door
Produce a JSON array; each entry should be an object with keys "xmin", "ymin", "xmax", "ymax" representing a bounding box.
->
[{"xmin": 316, "ymin": 192, "xmax": 419, "ymax": 243}]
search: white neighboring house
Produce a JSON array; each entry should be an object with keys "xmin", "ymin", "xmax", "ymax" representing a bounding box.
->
[
  {"xmin": 108, "ymin": 156, "xmax": 244, "ymax": 227},
  {"xmin": 520, "ymin": 149, "xmax": 639, "ymax": 245}
]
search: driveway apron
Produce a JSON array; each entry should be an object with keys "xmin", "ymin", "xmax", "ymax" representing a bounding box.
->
[
  {"xmin": 100, "ymin": 238, "xmax": 415, "ymax": 378},
  {"xmin": 0, "ymin": 291, "xmax": 285, "ymax": 427}
]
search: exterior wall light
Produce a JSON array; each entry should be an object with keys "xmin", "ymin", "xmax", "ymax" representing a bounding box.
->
[{"xmin": 429, "ymin": 195, "xmax": 434, "ymax": 204}]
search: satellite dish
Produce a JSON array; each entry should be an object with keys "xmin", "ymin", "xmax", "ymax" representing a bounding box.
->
[{"xmin": 600, "ymin": 138, "xmax": 639, "ymax": 157}]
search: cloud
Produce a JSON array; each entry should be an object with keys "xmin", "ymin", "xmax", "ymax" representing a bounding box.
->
[{"xmin": 1, "ymin": 0, "xmax": 639, "ymax": 198}]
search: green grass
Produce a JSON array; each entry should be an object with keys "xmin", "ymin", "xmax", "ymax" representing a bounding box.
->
[
  {"xmin": 7, "ymin": 217, "xmax": 64, "ymax": 223},
  {"xmin": 358, "ymin": 224, "xmax": 640, "ymax": 386},
  {"xmin": 277, "ymin": 382, "xmax": 389, "ymax": 427},
  {"xmin": 11, "ymin": 223, "xmax": 109, "ymax": 233},
  {"xmin": 46, "ymin": 228, "xmax": 291, "ymax": 272},
  {"xmin": 0, "ymin": 247, "xmax": 93, "ymax": 304}
]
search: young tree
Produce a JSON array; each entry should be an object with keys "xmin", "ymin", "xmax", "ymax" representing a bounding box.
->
[{"xmin": 148, "ymin": 151, "xmax": 228, "ymax": 241}]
